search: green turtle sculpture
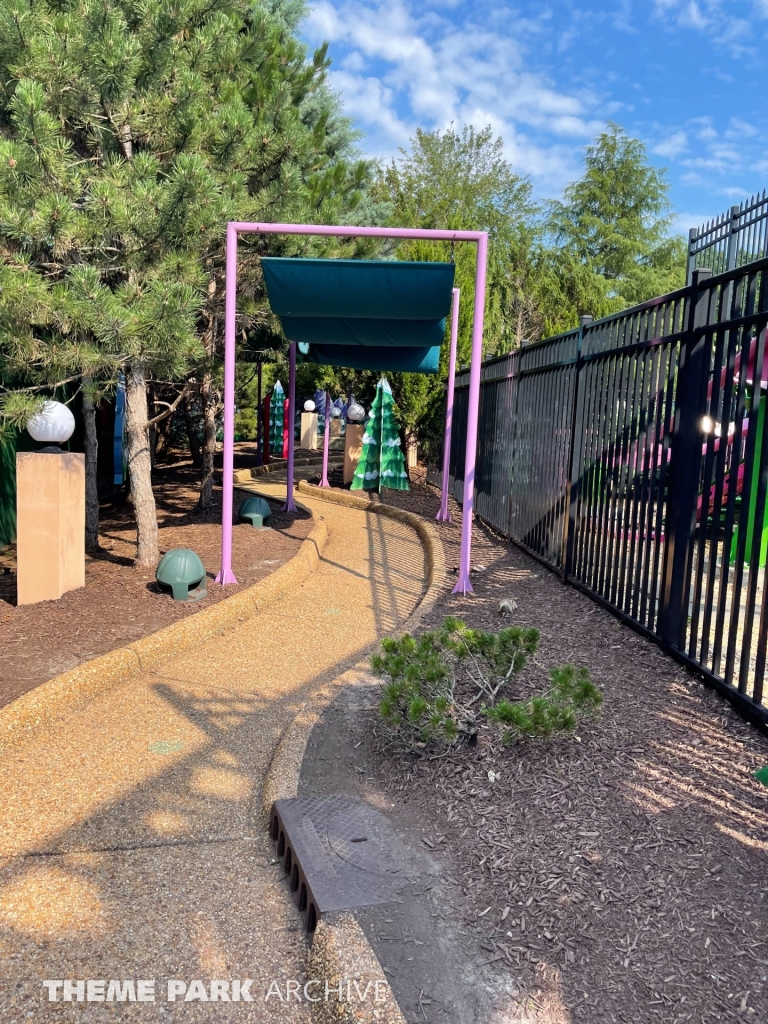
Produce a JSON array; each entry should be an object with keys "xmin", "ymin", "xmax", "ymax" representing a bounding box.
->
[
  {"xmin": 238, "ymin": 496, "xmax": 272, "ymax": 530},
  {"xmin": 156, "ymin": 548, "xmax": 207, "ymax": 602}
]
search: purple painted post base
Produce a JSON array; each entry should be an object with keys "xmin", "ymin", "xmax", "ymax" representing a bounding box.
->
[
  {"xmin": 319, "ymin": 391, "xmax": 331, "ymax": 487},
  {"xmin": 283, "ymin": 340, "xmax": 297, "ymax": 513},
  {"xmin": 451, "ymin": 575, "xmax": 473, "ymax": 595},
  {"xmin": 435, "ymin": 509, "xmax": 452, "ymax": 523},
  {"xmin": 215, "ymin": 567, "xmax": 238, "ymax": 585}
]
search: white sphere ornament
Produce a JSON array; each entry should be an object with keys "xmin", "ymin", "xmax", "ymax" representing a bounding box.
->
[
  {"xmin": 347, "ymin": 402, "xmax": 365, "ymax": 422},
  {"xmin": 303, "ymin": 400, "xmax": 316, "ymax": 412},
  {"xmin": 26, "ymin": 401, "xmax": 75, "ymax": 445},
  {"xmin": 330, "ymin": 406, "xmax": 342, "ymax": 418}
]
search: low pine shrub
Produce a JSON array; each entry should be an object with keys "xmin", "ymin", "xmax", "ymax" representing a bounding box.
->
[
  {"xmin": 372, "ymin": 617, "xmax": 539, "ymax": 745},
  {"xmin": 486, "ymin": 664, "xmax": 602, "ymax": 742},
  {"xmin": 371, "ymin": 620, "xmax": 601, "ymax": 749}
]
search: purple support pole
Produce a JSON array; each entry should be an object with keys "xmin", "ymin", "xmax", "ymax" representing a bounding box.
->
[
  {"xmin": 218, "ymin": 222, "xmax": 488, "ymax": 588},
  {"xmin": 215, "ymin": 229, "xmax": 239, "ymax": 589},
  {"xmin": 436, "ymin": 287, "xmax": 460, "ymax": 523},
  {"xmin": 283, "ymin": 341, "xmax": 298, "ymax": 512},
  {"xmin": 320, "ymin": 391, "xmax": 331, "ymax": 487},
  {"xmin": 255, "ymin": 360, "xmax": 263, "ymax": 467},
  {"xmin": 215, "ymin": 223, "xmax": 238, "ymax": 585},
  {"xmin": 452, "ymin": 235, "xmax": 488, "ymax": 596}
]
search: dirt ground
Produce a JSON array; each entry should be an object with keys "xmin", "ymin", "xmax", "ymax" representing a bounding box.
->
[
  {"xmin": 301, "ymin": 469, "xmax": 768, "ymax": 1024},
  {"xmin": 0, "ymin": 450, "xmax": 312, "ymax": 709}
]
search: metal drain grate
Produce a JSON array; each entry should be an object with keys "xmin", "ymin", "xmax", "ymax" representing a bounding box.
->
[{"xmin": 270, "ymin": 795, "xmax": 412, "ymax": 933}]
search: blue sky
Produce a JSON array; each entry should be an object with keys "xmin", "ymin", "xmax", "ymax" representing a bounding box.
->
[{"xmin": 301, "ymin": 0, "xmax": 768, "ymax": 235}]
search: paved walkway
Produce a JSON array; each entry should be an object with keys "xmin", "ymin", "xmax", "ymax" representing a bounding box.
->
[{"xmin": 0, "ymin": 481, "xmax": 427, "ymax": 1021}]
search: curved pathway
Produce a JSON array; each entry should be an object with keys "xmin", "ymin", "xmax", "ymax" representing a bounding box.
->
[{"xmin": 0, "ymin": 483, "xmax": 427, "ymax": 1021}]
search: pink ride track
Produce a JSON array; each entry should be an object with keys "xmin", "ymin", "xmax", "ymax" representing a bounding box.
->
[{"xmin": 697, "ymin": 334, "xmax": 767, "ymax": 518}]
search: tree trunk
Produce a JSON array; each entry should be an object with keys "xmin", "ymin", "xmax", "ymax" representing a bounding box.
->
[
  {"xmin": 124, "ymin": 363, "xmax": 159, "ymax": 568},
  {"xmin": 82, "ymin": 381, "xmax": 100, "ymax": 551},
  {"xmin": 199, "ymin": 371, "xmax": 217, "ymax": 509},
  {"xmin": 184, "ymin": 390, "xmax": 202, "ymax": 468},
  {"xmin": 148, "ymin": 383, "xmax": 157, "ymax": 469},
  {"xmin": 154, "ymin": 407, "xmax": 174, "ymax": 461}
]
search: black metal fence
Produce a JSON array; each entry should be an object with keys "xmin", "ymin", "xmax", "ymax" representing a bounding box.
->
[
  {"xmin": 432, "ymin": 257, "xmax": 768, "ymax": 729},
  {"xmin": 688, "ymin": 191, "xmax": 768, "ymax": 283}
]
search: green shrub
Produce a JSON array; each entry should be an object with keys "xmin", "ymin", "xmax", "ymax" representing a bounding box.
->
[
  {"xmin": 371, "ymin": 620, "xmax": 601, "ymax": 749},
  {"xmin": 235, "ymin": 408, "xmax": 258, "ymax": 441},
  {"xmin": 371, "ymin": 617, "xmax": 540, "ymax": 745},
  {"xmin": 486, "ymin": 664, "xmax": 601, "ymax": 742}
]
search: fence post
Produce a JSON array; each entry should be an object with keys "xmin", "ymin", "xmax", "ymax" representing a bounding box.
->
[
  {"xmin": 562, "ymin": 315, "xmax": 592, "ymax": 578},
  {"xmin": 726, "ymin": 204, "xmax": 740, "ymax": 272},
  {"xmin": 659, "ymin": 268, "xmax": 712, "ymax": 649},
  {"xmin": 686, "ymin": 227, "xmax": 697, "ymax": 286}
]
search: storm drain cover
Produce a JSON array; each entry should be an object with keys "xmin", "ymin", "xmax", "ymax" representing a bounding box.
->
[{"xmin": 270, "ymin": 795, "xmax": 415, "ymax": 929}]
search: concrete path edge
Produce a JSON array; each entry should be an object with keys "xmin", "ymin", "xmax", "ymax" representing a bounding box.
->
[
  {"xmin": 234, "ymin": 453, "xmax": 342, "ymax": 483},
  {"xmin": 0, "ymin": 501, "xmax": 328, "ymax": 756},
  {"xmin": 263, "ymin": 486, "xmax": 446, "ymax": 1024}
]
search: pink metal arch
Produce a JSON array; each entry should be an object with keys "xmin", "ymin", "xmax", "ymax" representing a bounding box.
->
[{"xmin": 215, "ymin": 222, "xmax": 488, "ymax": 595}]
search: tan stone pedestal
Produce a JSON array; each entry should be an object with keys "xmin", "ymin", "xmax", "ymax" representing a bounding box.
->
[
  {"xmin": 343, "ymin": 424, "xmax": 365, "ymax": 484},
  {"xmin": 16, "ymin": 451, "xmax": 85, "ymax": 605},
  {"xmin": 329, "ymin": 417, "xmax": 341, "ymax": 439},
  {"xmin": 300, "ymin": 411, "xmax": 318, "ymax": 450}
]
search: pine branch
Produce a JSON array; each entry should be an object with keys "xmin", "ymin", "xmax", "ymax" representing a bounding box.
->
[{"xmin": 145, "ymin": 384, "xmax": 192, "ymax": 428}]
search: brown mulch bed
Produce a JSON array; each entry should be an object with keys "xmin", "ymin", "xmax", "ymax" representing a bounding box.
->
[
  {"xmin": 0, "ymin": 449, "xmax": 312, "ymax": 709},
  {"xmin": 326, "ymin": 468, "xmax": 768, "ymax": 1023}
]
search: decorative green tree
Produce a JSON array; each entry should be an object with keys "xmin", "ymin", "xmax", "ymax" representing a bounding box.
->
[
  {"xmin": 351, "ymin": 377, "xmax": 409, "ymax": 493},
  {"xmin": 269, "ymin": 381, "xmax": 285, "ymax": 455}
]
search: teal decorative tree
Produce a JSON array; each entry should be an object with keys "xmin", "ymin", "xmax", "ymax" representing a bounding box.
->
[
  {"xmin": 351, "ymin": 378, "xmax": 409, "ymax": 492},
  {"xmin": 270, "ymin": 381, "xmax": 285, "ymax": 456}
]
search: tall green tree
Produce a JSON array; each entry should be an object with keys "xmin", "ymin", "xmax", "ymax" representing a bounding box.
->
[
  {"xmin": 365, "ymin": 125, "xmax": 538, "ymax": 463},
  {"xmin": 0, "ymin": 0, "xmax": 374, "ymax": 565},
  {"xmin": 380, "ymin": 124, "xmax": 537, "ymax": 363},
  {"xmin": 549, "ymin": 123, "xmax": 687, "ymax": 306}
]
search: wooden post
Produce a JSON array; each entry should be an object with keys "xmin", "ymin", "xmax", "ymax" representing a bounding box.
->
[{"xmin": 16, "ymin": 451, "xmax": 85, "ymax": 605}]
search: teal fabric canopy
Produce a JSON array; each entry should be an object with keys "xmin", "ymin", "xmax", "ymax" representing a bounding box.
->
[
  {"xmin": 302, "ymin": 343, "xmax": 442, "ymax": 374},
  {"xmin": 261, "ymin": 257, "xmax": 455, "ymax": 374}
]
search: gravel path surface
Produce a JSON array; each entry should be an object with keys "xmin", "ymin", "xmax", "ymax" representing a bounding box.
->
[{"xmin": 0, "ymin": 478, "xmax": 428, "ymax": 1022}]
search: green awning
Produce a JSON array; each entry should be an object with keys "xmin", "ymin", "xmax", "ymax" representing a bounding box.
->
[
  {"xmin": 278, "ymin": 316, "xmax": 446, "ymax": 349},
  {"xmin": 303, "ymin": 344, "xmax": 442, "ymax": 374},
  {"xmin": 260, "ymin": 257, "xmax": 455, "ymax": 375}
]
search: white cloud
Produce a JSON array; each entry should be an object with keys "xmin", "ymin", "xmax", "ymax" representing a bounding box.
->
[
  {"xmin": 654, "ymin": 131, "xmax": 688, "ymax": 158},
  {"xmin": 673, "ymin": 211, "xmax": 715, "ymax": 233},
  {"xmin": 651, "ymin": 0, "xmax": 763, "ymax": 54},
  {"xmin": 304, "ymin": 0, "xmax": 611, "ymax": 193},
  {"xmin": 329, "ymin": 71, "xmax": 413, "ymax": 154},
  {"xmin": 725, "ymin": 117, "xmax": 758, "ymax": 139}
]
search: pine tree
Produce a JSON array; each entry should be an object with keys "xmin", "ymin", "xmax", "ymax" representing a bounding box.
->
[
  {"xmin": 351, "ymin": 377, "xmax": 408, "ymax": 493},
  {"xmin": 0, "ymin": 0, "xmax": 376, "ymax": 566},
  {"xmin": 269, "ymin": 381, "xmax": 285, "ymax": 455}
]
